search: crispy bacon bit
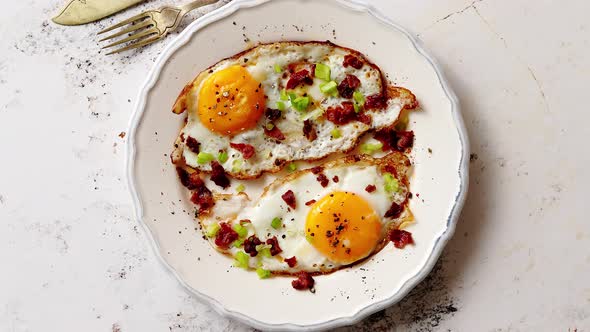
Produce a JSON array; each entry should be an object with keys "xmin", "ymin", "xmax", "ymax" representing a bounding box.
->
[
  {"xmin": 385, "ymin": 202, "xmax": 403, "ymax": 219},
  {"xmin": 365, "ymin": 94, "xmax": 387, "ymax": 110},
  {"xmin": 305, "ymin": 199, "xmax": 317, "ymax": 206},
  {"xmin": 264, "ymin": 125, "xmax": 286, "ymax": 141},
  {"xmin": 397, "ymin": 131, "xmax": 415, "ymax": 150},
  {"xmin": 310, "ymin": 166, "xmax": 324, "ymax": 175},
  {"xmin": 282, "ymin": 190, "xmax": 296, "ymax": 209},
  {"xmin": 265, "ymin": 108, "xmax": 282, "ymax": 121},
  {"xmin": 374, "ymin": 129, "xmax": 395, "ymax": 151},
  {"xmin": 389, "ymin": 229, "xmax": 414, "ymax": 249},
  {"xmin": 374, "ymin": 129, "xmax": 415, "ymax": 152},
  {"xmin": 365, "ymin": 184, "xmax": 377, "ymax": 193},
  {"xmin": 188, "ymin": 173, "xmax": 204, "ymax": 189},
  {"xmin": 177, "ymin": 167, "xmax": 203, "ymax": 190},
  {"xmin": 326, "ymin": 101, "xmax": 356, "ymax": 125},
  {"xmin": 244, "ymin": 235, "xmax": 262, "ymax": 257},
  {"xmin": 285, "ymin": 256, "xmax": 298, "ymax": 268},
  {"xmin": 303, "ymin": 120, "xmax": 317, "ymax": 142},
  {"xmin": 266, "ymin": 236, "xmax": 282, "ymax": 256},
  {"xmin": 316, "ymin": 173, "xmax": 329, "ymax": 188},
  {"xmin": 210, "ymin": 161, "xmax": 230, "ymax": 189},
  {"xmin": 358, "ymin": 113, "xmax": 372, "ymax": 125},
  {"xmin": 214, "ymin": 223, "xmax": 239, "ymax": 249},
  {"xmin": 332, "ymin": 176, "xmax": 340, "ymax": 183},
  {"xmin": 184, "ymin": 169, "xmax": 214, "ymax": 214},
  {"xmin": 190, "ymin": 185, "xmax": 215, "ymax": 214},
  {"xmin": 286, "ymin": 69, "xmax": 313, "ymax": 89},
  {"xmin": 185, "ymin": 137, "xmax": 201, "ymax": 154},
  {"xmin": 230, "ymin": 143, "xmax": 256, "ymax": 159},
  {"xmin": 287, "ymin": 63, "xmax": 298, "ymax": 73},
  {"xmin": 337, "ymin": 74, "xmax": 361, "ymax": 99},
  {"xmin": 343, "ymin": 54, "xmax": 364, "ymax": 69},
  {"xmin": 292, "ymin": 271, "xmax": 315, "ymax": 291}
]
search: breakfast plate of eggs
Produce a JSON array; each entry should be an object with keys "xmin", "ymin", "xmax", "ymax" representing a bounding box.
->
[{"xmin": 127, "ymin": 0, "xmax": 469, "ymax": 330}]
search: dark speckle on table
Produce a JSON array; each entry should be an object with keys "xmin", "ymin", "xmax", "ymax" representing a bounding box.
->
[{"xmin": 112, "ymin": 323, "xmax": 122, "ymax": 332}]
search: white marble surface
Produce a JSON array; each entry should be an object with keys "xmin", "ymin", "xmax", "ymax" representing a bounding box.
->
[{"xmin": 1, "ymin": 0, "xmax": 588, "ymax": 331}]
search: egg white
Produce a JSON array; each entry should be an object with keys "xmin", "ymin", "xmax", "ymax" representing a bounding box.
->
[
  {"xmin": 177, "ymin": 42, "xmax": 411, "ymax": 179},
  {"xmin": 200, "ymin": 155, "xmax": 410, "ymax": 273}
]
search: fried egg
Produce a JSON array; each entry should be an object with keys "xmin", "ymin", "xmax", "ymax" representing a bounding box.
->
[
  {"xmin": 172, "ymin": 41, "xmax": 417, "ymax": 179},
  {"xmin": 199, "ymin": 152, "xmax": 412, "ymax": 274}
]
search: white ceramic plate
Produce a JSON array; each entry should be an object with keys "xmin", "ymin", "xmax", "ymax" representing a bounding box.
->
[{"xmin": 127, "ymin": 0, "xmax": 469, "ymax": 330}]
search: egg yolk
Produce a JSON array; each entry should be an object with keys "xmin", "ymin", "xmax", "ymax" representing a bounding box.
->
[
  {"xmin": 198, "ymin": 65, "xmax": 266, "ymax": 135},
  {"xmin": 306, "ymin": 191, "xmax": 382, "ymax": 265}
]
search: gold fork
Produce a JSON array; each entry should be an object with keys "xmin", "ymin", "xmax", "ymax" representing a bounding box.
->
[{"xmin": 99, "ymin": 0, "xmax": 220, "ymax": 55}]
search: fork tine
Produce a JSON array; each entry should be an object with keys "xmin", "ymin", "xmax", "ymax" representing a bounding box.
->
[
  {"xmin": 101, "ymin": 28, "xmax": 158, "ymax": 49},
  {"xmin": 99, "ymin": 20, "xmax": 154, "ymax": 42},
  {"xmin": 106, "ymin": 35, "xmax": 162, "ymax": 55},
  {"xmin": 98, "ymin": 12, "xmax": 150, "ymax": 35}
]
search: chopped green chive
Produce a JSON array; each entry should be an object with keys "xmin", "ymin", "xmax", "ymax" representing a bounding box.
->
[
  {"xmin": 234, "ymin": 251, "xmax": 249, "ymax": 269},
  {"xmin": 320, "ymin": 81, "xmax": 338, "ymax": 96},
  {"xmin": 292, "ymin": 96, "xmax": 310, "ymax": 112},
  {"xmin": 331, "ymin": 128, "xmax": 342, "ymax": 139},
  {"xmin": 353, "ymin": 91, "xmax": 365, "ymax": 113},
  {"xmin": 265, "ymin": 123, "xmax": 275, "ymax": 130},
  {"xmin": 353, "ymin": 91, "xmax": 365, "ymax": 105},
  {"xmin": 287, "ymin": 163, "xmax": 297, "ymax": 172},
  {"xmin": 274, "ymin": 64, "xmax": 282, "ymax": 73},
  {"xmin": 218, "ymin": 151, "xmax": 229, "ymax": 163},
  {"xmin": 384, "ymin": 173, "xmax": 400, "ymax": 193},
  {"xmin": 205, "ymin": 223, "xmax": 221, "ymax": 238},
  {"xmin": 315, "ymin": 63, "xmax": 331, "ymax": 81},
  {"xmin": 288, "ymin": 92, "xmax": 298, "ymax": 103},
  {"xmin": 361, "ymin": 142, "xmax": 383, "ymax": 154},
  {"xmin": 236, "ymin": 184, "xmax": 245, "ymax": 193},
  {"xmin": 197, "ymin": 152, "xmax": 215, "ymax": 165},
  {"xmin": 232, "ymin": 159, "xmax": 243, "ymax": 172},
  {"xmin": 353, "ymin": 102, "xmax": 361, "ymax": 113},
  {"xmin": 276, "ymin": 101, "xmax": 286, "ymax": 111},
  {"xmin": 256, "ymin": 267, "xmax": 271, "ymax": 279},
  {"xmin": 256, "ymin": 244, "xmax": 272, "ymax": 258},
  {"xmin": 280, "ymin": 89, "xmax": 289, "ymax": 101},
  {"xmin": 233, "ymin": 223, "xmax": 248, "ymax": 238},
  {"xmin": 233, "ymin": 239, "xmax": 244, "ymax": 248},
  {"xmin": 260, "ymin": 248, "xmax": 271, "ymax": 258},
  {"xmin": 305, "ymin": 233, "xmax": 314, "ymax": 243},
  {"xmin": 271, "ymin": 217, "xmax": 282, "ymax": 230}
]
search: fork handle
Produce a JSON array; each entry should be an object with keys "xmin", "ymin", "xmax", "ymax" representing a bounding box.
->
[{"xmin": 180, "ymin": 0, "xmax": 220, "ymax": 14}]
